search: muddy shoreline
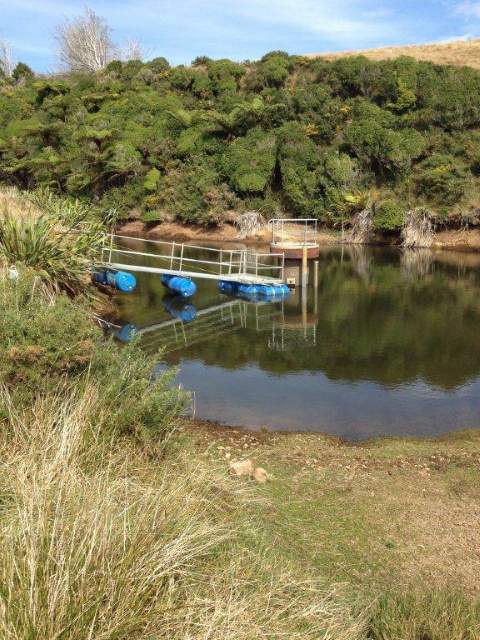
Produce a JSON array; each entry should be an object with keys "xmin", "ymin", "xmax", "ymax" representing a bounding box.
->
[{"xmin": 117, "ymin": 220, "xmax": 480, "ymax": 253}]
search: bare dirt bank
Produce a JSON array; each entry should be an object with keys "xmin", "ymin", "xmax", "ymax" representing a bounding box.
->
[{"xmin": 117, "ymin": 221, "xmax": 480, "ymax": 252}]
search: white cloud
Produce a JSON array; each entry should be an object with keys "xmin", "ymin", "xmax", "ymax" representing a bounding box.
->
[
  {"xmin": 230, "ymin": 0, "xmax": 406, "ymax": 46},
  {"xmin": 455, "ymin": 1, "xmax": 480, "ymax": 18}
]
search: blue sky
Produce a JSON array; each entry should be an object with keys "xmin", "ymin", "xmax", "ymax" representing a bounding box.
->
[{"xmin": 1, "ymin": 0, "xmax": 479, "ymax": 72}]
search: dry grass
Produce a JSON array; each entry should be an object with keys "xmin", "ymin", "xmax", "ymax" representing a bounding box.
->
[
  {"xmin": 189, "ymin": 423, "xmax": 480, "ymax": 597},
  {"xmin": 0, "ymin": 386, "xmax": 365, "ymax": 639},
  {"xmin": 305, "ymin": 38, "xmax": 480, "ymax": 70}
]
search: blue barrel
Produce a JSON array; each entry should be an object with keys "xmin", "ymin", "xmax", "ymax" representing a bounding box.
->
[
  {"xmin": 105, "ymin": 270, "xmax": 137, "ymax": 292},
  {"xmin": 114, "ymin": 323, "xmax": 138, "ymax": 342},
  {"xmin": 257, "ymin": 284, "xmax": 290, "ymax": 298},
  {"xmin": 218, "ymin": 280, "xmax": 238, "ymax": 294},
  {"xmin": 238, "ymin": 283, "xmax": 260, "ymax": 297},
  {"xmin": 161, "ymin": 274, "xmax": 197, "ymax": 297},
  {"xmin": 92, "ymin": 270, "xmax": 108, "ymax": 285},
  {"xmin": 92, "ymin": 269, "xmax": 136, "ymax": 292}
]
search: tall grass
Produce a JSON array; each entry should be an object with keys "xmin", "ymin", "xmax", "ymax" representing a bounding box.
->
[
  {"xmin": 0, "ymin": 386, "xmax": 365, "ymax": 639},
  {"xmin": 402, "ymin": 206, "xmax": 435, "ymax": 249},
  {"xmin": 367, "ymin": 590, "xmax": 480, "ymax": 640},
  {"xmin": 0, "ymin": 187, "xmax": 104, "ymax": 294}
]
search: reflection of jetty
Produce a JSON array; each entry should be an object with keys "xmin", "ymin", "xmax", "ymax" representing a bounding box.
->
[
  {"xmin": 115, "ymin": 286, "xmax": 319, "ymax": 354},
  {"xmin": 133, "ymin": 299, "xmax": 283, "ymax": 354}
]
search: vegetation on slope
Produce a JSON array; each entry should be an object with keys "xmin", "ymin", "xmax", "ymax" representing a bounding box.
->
[{"xmin": 2, "ymin": 50, "xmax": 480, "ymax": 234}]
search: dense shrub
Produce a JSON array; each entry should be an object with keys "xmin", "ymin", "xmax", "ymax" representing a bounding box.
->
[
  {"xmin": 373, "ymin": 200, "xmax": 405, "ymax": 232},
  {"xmin": 2, "ymin": 52, "xmax": 480, "ymax": 229},
  {"xmin": 414, "ymin": 154, "xmax": 471, "ymax": 205},
  {"xmin": 0, "ymin": 269, "xmax": 187, "ymax": 440},
  {"xmin": 222, "ymin": 127, "xmax": 277, "ymax": 194}
]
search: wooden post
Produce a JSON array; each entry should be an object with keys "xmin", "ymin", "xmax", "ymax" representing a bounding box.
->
[
  {"xmin": 313, "ymin": 260, "xmax": 319, "ymax": 289},
  {"xmin": 301, "ymin": 245, "xmax": 308, "ymax": 288},
  {"xmin": 108, "ymin": 232, "xmax": 114, "ymax": 264}
]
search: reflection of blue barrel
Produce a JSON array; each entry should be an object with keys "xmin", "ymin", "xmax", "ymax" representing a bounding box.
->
[
  {"xmin": 161, "ymin": 274, "xmax": 197, "ymax": 297},
  {"xmin": 164, "ymin": 297, "xmax": 197, "ymax": 322},
  {"xmin": 92, "ymin": 269, "xmax": 137, "ymax": 292},
  {"xmin": 114, "ymin": 323, "xmax": 138, "ymax": 342}
]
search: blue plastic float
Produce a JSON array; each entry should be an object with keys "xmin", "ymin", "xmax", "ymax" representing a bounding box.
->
[
  {"xmin": 218, "ymin": 280, "xmax": 290, "ymax": 301},
  {"xmin": 161, "ymin": 274, "xmax": 197, "ymax": 298},
  {"xmin": 92, "ymin": 269, "xmax": 137, "ymax": 292}
]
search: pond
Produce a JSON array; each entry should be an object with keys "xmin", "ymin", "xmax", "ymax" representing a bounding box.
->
[{"xmin": 114, "ymin": 241, "xmax": 480, "ymax": 440}]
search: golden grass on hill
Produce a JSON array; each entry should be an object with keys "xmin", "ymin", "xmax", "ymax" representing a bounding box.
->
[{"xmin": 306, "ymin": 38, "xmax": 480, "ymax": 70}]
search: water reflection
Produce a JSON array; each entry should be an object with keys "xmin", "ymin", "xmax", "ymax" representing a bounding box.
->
[{"xmin": 115, "ymin": 246, "xmax": 480, "ymax": 438}]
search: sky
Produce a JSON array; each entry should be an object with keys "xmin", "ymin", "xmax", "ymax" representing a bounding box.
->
[{"xmin": 1, "ymin": 0, "xmax": 480, "ymax": 72}]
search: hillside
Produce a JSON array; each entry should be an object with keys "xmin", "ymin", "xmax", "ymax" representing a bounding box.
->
[
  {"xmin": 1, "ymin": 51, "xmax": 480, "ymax": 237},
  {"xmin": 307, "ymin": 38, "xmax": 480, "ymax": 70}
]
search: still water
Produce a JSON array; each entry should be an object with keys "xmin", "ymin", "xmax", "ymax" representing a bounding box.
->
[{"xmin": 115, "ymin": 242, "xmax": 480, "ymax": 440}]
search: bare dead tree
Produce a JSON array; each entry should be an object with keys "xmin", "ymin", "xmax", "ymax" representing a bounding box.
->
[
  {"xmin": 55, "ymin": 7, "xmax": 117, "ymax": 73},
  {"xmin": 122, "ymin": 39, "xmax": 144, "ymax": 62},
  {"xmin": 0, "ymin": 40, "xmax": 14, "ymax": 77}
]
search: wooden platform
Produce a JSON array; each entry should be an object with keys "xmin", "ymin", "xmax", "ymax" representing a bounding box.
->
[{"xmin": 269, "ymin": 242, "xmax": 320, "ymax": 260}]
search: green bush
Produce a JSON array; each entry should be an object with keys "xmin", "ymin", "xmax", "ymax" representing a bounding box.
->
[
  {"xmin": 415, "ymin": 154, "xmax": 471, "ymax": 205},
  {"xmin": 373, "ymin": 200, "xmax": 405, "ymax": 232},
  {"xmin": 0, "ymin": 190, "xmax": 103, "ymax": 294},
  {"xmin": 0, "ymin": 269, "xmax": 187, "ymax": 441},
  {"xmin": 222, "ymin": 127, "xmax": 277, "ymax": 194}
]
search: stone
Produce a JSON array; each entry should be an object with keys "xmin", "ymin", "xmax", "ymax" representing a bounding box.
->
[
  {"xmin": 253, "ymin": 467, "xmax": 268, "ymax": 483},
  {"xmin": 229, "ymin": 459, "xmax": 254, "ymax": 477}
]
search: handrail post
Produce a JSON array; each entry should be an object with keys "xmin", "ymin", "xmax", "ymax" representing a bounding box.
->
[
  {"xmin": 219, "ymin": 249, "xmax": 223, "ymax": 275},
  {"xmin": 179, "ymin": 243, "xmax": 184, "ymax": 272},
  {"xmin": 170, "ymin": 242, "xmax": 175, "ymax": 270},
  {"xmin": 108, "ymin": 232, "xmax": 114, "ymax": 264}
]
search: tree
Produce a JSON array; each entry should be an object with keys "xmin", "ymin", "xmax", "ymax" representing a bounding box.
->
[
  {"xmin": 122, "ymin": 39, "xmax": 144, "ymax": 62},
  {"xmin": 55, "ymin": 7, "xmax": 116, "ymax": 73},
  {"xmin": 12, "ymin": 62, "xmax": 34, "ymax": 82},
  {"xmin": 0, "ymin": 40, "xmax": 14, "ymax": 77}
]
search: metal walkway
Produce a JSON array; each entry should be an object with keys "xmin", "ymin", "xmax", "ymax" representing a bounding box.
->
[{"xmin": 97, "ymin": 234, "xmax": 286, "ymax": 285}]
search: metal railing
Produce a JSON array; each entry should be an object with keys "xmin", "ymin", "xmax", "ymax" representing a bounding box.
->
[
  {"xmin": 270, "ymin": 218, "xmax": 318, "ymax": 248},
  {"xmin": 98, "ymin": 234, "xmax": 286, "ymax": 284}
]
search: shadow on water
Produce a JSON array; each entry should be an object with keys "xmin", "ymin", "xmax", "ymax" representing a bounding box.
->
[{"xmin": 114, "ymin": 244, "xmax": 480, "ymax": 440}]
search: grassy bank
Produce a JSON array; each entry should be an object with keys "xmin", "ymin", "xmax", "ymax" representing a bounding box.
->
[
  {"xmin": 1, "ymin": 192, "xmax": 480, "ymax": 638},
  {"xmin": 0, "ymin": 272, "xmax": 479, "ymax": 638}
]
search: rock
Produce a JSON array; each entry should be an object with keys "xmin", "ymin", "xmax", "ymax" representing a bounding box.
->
[
  {"xmin": 229, "ymin": 459, "xmax": 254, "ymax": 477},
  {"xmin": 253, "ymin": 467, "xmax": 268, "ymax": 483},
  {"xmin": 116, "ymin": 221, "xmax": 145, "ymax": 237}
]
